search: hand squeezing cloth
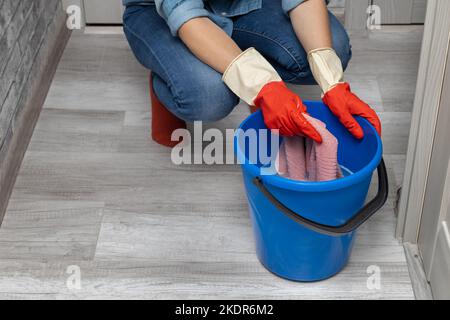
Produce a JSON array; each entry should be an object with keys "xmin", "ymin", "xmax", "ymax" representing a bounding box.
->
[{"xmin": 276, "ymin": 114, "xmax": 342, "ymax": 182}]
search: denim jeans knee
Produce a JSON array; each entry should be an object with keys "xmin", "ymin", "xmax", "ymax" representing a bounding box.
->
[{"xmin": 153, "ymin": 72, "xmax": 239, "ymax": 122}]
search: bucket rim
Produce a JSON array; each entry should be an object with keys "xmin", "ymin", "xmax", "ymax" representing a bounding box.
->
[{"xmin": 234, "ymin": 106, "xmax": 383, "ymax": 192}]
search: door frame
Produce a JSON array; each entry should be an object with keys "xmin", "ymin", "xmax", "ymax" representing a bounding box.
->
[{"xmin": 396, "ymin": 0, "xmax": 450, "ymax": 243}]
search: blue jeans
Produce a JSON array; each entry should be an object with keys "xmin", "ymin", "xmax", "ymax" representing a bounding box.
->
[{"xmin": 123, "ymin": 1, "xmax": 352, "ymax": 122}]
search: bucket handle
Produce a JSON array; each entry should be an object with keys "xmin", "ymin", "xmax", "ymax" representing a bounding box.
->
[{"xmin": 253, "ymin": 158, "xmax": 389, "ymax": 236}]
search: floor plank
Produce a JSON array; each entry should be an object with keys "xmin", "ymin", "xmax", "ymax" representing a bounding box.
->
[
  {"xmin": 0, "ymin": 200, "xmax": 104, "ymax": 261},
  {"xmin": 0, "ymin": 259, "xmax": 413, "ymax": 300}
]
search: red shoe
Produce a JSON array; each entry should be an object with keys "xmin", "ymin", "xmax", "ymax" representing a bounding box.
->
[{"xmin": 149, "ymin": 74, "xmax": 186, "ymax": 147}]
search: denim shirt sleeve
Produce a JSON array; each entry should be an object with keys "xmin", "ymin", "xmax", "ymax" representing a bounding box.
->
[
  {"xmin": 282, "ymin": 0, "xmax": 305, "ymax": 13},
  {"xmin": 155, "ymin": 0, "xmax": 210, "ymax": 36},
  {"xmin": 282, "ymin": 0, "xmax": 329, "ymax": 13}
]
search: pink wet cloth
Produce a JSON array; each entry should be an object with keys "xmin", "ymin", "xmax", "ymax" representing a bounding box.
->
[{"xmin": 276, "ymin": 114, "xmax": 342, "ymax": 182}]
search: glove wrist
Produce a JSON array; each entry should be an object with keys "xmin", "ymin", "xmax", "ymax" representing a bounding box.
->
[
  {"xmin": 307, "ymin": 48, "xmax": 344, "ymax": 94},
  {"xmin": 222, "ymin": 48, "xmax": 282, "ymax": 106}
]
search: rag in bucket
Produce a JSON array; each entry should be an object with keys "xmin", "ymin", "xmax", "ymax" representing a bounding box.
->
[{"xmin": 276, "ymin": 114, "xmax": 342, "ymax": 182}]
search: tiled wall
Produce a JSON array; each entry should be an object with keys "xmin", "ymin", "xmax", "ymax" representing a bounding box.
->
[
  {"xmin": 0, "ymin": 0, "xmax": 69, "ymax": 223},
  {"xmin": 0, "ymin": 0, "xmax": 62, "ymax": 163}
]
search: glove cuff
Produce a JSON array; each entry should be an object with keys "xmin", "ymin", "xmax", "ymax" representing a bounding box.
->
[
  {"xmin": 322, "ymin": 82, "xmax": 350, "ymax": 105},
  {"xmin": 307, "ymin": 48, "xmax": 344, "ymax": 94},
  {"xmin": 222, "ymin": 48, "xmax": 282, "ymax": 106}
]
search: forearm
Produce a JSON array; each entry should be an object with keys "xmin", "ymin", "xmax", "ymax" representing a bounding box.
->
[
  {"xmin": 178, "ymin": 17, "xmax": 242, "ymax": 74},
  {"xmin": 289, "ymin": 0, "xmax": 332, "ymax": 52},
  {"xmin": 290, "ymin": 0, "xmax": 343, "ymax": 94}
]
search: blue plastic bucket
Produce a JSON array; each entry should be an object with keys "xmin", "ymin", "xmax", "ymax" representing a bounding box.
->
[{"xmin": 234, "ymin": 101, "xmax": 388, "ymax": 281}]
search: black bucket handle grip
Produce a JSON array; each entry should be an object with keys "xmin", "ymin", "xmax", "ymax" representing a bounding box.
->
[{"xmin": 253, "ymin": 158, "xmax": 389, "ymax": 236}]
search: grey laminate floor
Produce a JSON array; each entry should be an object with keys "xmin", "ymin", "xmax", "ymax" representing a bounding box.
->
[{"xmin": 0, "ymin": 26, "xmax": 423, "ymax": 299}]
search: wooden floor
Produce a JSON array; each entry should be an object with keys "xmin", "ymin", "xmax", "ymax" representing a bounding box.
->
[{"xmin": 0, "ymin": 26, "xmax": 423, "ymax": 299}]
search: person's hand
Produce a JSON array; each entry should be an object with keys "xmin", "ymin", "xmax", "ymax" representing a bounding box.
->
[
  {"xmin": 322, "ymin": 82, "xmax": 381, "ymax": 139},
  {"xmin": 254, "ymin": 81, "xmax": 322, "ymax": 143},
  {"xmin": 222, "ymin": 48, "xmax": 321, "ymax": 142},
  {"xmin": 307, "ymin": 48, "xmax": 381, "ymax": 139}
]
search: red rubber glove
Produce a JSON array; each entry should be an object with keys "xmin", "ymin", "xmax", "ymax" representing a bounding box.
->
[
  {"xmin": 322, "ymin": 82, "xmax": 381, "ymax": 139},
  {"xmin": 254, "ymin": 81, "xmax": 322, "ymax": 143}
]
